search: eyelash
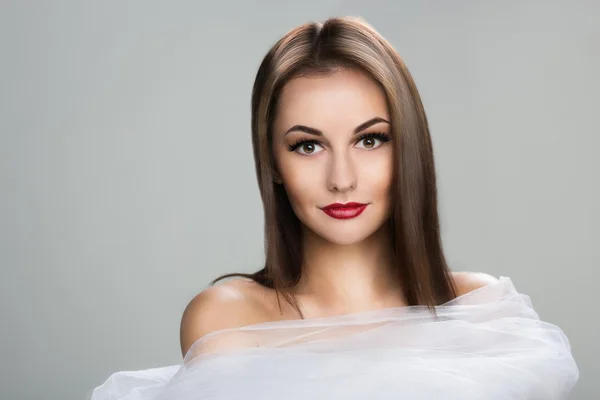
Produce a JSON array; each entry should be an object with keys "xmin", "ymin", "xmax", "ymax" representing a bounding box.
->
[{"xmin": 287, "ymin": 132, "xmax": 392, "ymax": 152}]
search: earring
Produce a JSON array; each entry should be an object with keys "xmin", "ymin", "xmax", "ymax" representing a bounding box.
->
[{"xmin": 273, "ymin": 176, "xmax": 282, "ymax": 184}]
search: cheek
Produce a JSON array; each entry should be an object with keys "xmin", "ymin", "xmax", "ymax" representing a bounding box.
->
[
  {"xmin": 276, "ymin": 153, "xmax": 324, "ymax": 206},
  {"xmin": 359, "ymin": 150, "xmax": 394, "ymax": 197}
]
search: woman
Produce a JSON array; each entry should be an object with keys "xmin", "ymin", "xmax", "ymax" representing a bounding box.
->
[{"xmin": 89, "ymin": 16, "xmax": 578, "ymax": 399}]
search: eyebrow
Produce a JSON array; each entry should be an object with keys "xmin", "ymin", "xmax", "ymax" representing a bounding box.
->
[{"xmin": 283, "ymin": 117, "xmax": 391, "ymax": 136}]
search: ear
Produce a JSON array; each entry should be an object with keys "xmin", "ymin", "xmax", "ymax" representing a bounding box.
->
[{"xmin": 272, "ymin": 166, "xmax": 283, "ymax": 184}]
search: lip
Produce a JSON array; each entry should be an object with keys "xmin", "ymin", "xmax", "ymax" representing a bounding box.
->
[{"xmin": 320, "ymin": 202, "xmax": 368, "ymax": 220}]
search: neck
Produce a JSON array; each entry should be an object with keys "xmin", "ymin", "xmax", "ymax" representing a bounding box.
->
[{"xmin": 292, "ymin": 224, "xmax": 406, "ymax": 317}]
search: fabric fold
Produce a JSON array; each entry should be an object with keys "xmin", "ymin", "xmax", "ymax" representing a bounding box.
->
[{"xmin": 89, "ymin": 277, "xmax": 579, "ymax": 399}]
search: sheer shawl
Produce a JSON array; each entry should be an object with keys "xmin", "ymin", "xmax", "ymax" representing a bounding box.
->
[{"xmin": 88, "ymin": 277, "xmax": 579, "ymax": 399}]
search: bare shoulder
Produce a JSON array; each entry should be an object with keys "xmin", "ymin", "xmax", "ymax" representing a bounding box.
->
[
  {"xmin": 451, "ymin": 271, "xmax": 499, "ymax": 297},
  {"xmin": 179, "ymin": 278, "xmax": 269, "ymax": 358}
]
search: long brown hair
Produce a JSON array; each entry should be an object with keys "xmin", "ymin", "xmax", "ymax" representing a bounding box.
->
[{"xmin": 212, "ymin": 16, "xmax": 457, "ymax": 318}]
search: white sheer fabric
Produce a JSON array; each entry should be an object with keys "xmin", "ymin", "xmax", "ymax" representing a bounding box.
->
[{"xmin": 88, "ymin": 277, "xmax": 579, "ymax": 399}]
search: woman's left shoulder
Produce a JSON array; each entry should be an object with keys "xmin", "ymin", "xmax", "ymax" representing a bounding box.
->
[{"xmin": 451, "ymin": 271, "xmax": 499, "ymax": 296}]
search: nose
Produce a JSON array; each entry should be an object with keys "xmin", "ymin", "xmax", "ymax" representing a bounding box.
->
[{"xmin": 326, "ymin": 151, "xmax": 357, "ymax": 193}]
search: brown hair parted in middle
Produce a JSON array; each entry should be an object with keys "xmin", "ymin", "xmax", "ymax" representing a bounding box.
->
[{"xmin": 212, "ymin": 16, "xmax": 458, "ymax": 318}]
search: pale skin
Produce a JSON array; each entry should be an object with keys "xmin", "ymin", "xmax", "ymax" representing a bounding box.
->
[{"xmin": 180, "ymin": 68, "xmax": 498, "ymax": 359}]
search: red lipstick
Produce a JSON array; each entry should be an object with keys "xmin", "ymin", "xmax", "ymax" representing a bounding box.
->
[{"xmin": 320, "ymin": 202, "xmax": 368, "ymax": 219}]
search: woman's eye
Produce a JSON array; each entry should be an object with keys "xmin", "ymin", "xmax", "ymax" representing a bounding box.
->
[
  {"xmin": 296, "ymin": 142, "xmax": 324, "ymax": 155},
  {"xmin": 356, "ymin": 137, "xmax": 383, "ymax": 149}
]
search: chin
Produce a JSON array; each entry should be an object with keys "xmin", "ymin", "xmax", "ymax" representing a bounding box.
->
[{"xmin": 310, "ymin": 223, "xmax": 383, "ymax": 246}]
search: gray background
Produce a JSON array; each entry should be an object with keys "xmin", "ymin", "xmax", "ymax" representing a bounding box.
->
[{"xmin": 1, "ymin": 1, "xmax": 598, "ymax": 399}]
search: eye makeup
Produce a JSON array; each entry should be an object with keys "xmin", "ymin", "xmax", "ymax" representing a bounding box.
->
[{"xmin": 287, "ymin": 131, "xmax": 391, "ymax": 152}]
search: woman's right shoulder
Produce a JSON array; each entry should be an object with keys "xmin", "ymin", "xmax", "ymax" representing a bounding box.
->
[{"xmin": 179, "ymin": 278, "xmax": 270, "ymax": 358}]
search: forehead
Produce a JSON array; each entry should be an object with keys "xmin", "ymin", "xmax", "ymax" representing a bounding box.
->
[{"xmin": 273, "ymin": 69, "xmax": 389, "ymax": 133}]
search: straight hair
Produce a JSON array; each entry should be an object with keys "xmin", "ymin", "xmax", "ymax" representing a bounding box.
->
[{"xmin": 212, "ymin": 16, "xmax": 457, "ymax": 318}]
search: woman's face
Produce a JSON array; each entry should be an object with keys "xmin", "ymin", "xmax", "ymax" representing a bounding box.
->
[{"xmin": 272, "ymin": 68, "xmax": 393, "ymax": 245}]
